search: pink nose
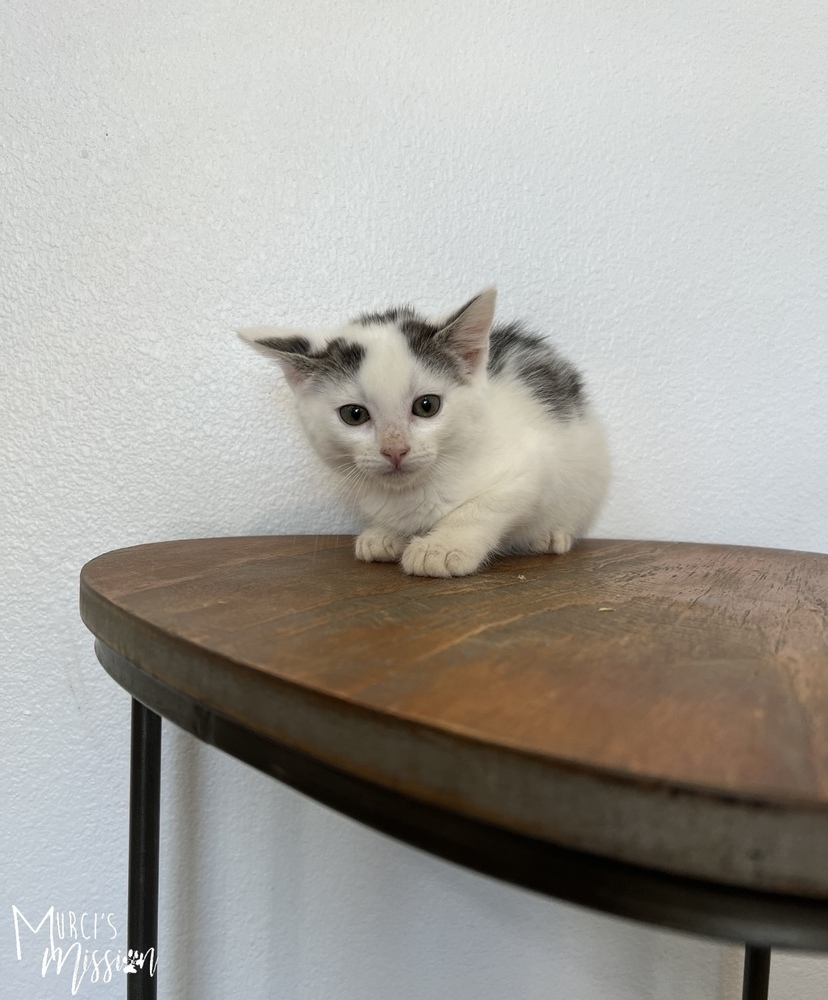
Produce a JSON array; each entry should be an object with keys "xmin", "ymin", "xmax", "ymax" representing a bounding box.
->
[{"xmin": 382, "ymin": 446, "xmax": 409, "ymax": 469}]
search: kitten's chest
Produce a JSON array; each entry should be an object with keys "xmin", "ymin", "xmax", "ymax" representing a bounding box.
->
[{"xmin": 359, "ymin": 483, "xmax": 456, "ymax": 536}]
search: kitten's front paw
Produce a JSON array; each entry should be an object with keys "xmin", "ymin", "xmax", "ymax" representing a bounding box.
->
[
  {"xmin": 401, "ymin": 537, "xmax": 484, "ymax": 578},
  {"xmin": 355, "ymin": 528, "xmax": 407, "ymax": 563},
  {"xmin": 548, "ymin": 531, "xmax": 574, "ymax": 555}
]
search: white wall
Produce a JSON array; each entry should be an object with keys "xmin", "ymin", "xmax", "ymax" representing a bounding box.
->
[{"xmin": 2, "ymin": 1, "xmax": 827, "ymax": 997}]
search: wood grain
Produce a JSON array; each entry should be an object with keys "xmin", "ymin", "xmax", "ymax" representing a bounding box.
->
[{"xmin": 80, "ymin": 536, "xmax": 828, "ymax": 896}]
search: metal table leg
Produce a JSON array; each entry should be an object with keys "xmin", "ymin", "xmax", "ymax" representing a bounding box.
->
[
  {"xmin": 742, "ymin": 945, "xmax": 771, "ymax": 1000},
  {"xmin": 128, "ymin": 700, "xmax": 161, "ymax": 1000}
]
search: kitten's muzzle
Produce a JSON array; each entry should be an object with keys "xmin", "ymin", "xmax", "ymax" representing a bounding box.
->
[{"xmin": 381, "ymin": 444, "xmax": 410, "ymax": 469}]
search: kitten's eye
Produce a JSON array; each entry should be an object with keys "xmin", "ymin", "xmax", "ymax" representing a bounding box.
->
[
  {"xmin": 339, "ymin": 404, "xmax": 370, "ymax": 426},
  {"xmin": 412, "ymin": 395, "xmax": 441, "ymax": 418}
]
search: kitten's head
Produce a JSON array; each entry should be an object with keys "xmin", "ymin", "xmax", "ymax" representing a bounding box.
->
[{"xmin": 239, "ymin": 288, "xmax": 496, "ymax": 491}]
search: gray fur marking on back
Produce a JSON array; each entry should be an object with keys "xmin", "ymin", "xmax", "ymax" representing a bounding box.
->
[{"xmin": 488, "ymin": 322, "xmax": 585, "ymax": 417}]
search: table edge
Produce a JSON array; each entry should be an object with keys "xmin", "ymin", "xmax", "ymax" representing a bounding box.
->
[
  {"xmin": 80, "ymin": 559, "xmax": 828, "ymax": 901},
  {"xmin": 96, "ymin": 640, "xmax": 828, "ymax": 950}
]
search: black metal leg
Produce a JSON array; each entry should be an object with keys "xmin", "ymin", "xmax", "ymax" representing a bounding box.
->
[
  {"xmin": 742, "ymin": 945, "xmax": 771, "ymax": 1000},
  {"xmin": 128, "ymin": 699, "xmax": 161, "ymax": 1000}
]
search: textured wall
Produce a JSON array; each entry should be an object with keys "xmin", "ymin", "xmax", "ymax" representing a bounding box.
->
[{"xmin": 2, "ymin": 1, "xmax": 827, "ymax": 997}]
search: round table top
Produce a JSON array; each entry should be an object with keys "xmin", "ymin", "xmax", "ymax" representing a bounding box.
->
[{"xmin": 80, "ymin": 535, "xmax": 828, "ymax": 900}]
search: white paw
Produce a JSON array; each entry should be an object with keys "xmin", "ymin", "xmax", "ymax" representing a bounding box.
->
[
  {"xmin": 354, "ymin": 528, "xmax": 407, "ymax": 563},
  {"xmin": 548, "ymin": 531, "xmax": 574, "ymax": 555},
  {"xmin": 401, "ymin": 537, "xmax": 484, "ymax": 577}
]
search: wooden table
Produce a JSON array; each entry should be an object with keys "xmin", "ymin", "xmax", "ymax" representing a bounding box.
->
[{"xmin": 79, "ymin": 536, "xmax": 828, "ymax": 1000}]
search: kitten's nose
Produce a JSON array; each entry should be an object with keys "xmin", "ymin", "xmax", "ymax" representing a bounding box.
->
[{"xmin": 382, "ymin": 445, "xmax": 409, "ymax": 469}]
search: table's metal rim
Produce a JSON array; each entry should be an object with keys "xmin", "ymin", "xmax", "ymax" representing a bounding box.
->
[{"xmin": 95, "ymin": 640, "xmax": 828, "ymax": 952}]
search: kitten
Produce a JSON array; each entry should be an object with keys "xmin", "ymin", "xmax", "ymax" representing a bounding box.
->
[{"xmin": 239, "ymin": 288, "xmax": 609, "ymax": 577}]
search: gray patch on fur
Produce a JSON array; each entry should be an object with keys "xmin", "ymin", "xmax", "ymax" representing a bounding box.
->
[
  {"xmin": 357, "ymin": 305, "xmax": 586, "ymax": 416},
  {"xmin": 257, "ymin": 335, "xmax": 366, "ymax": 384},
  {"xmin": 354, "ymin": 306, "xmax": 465, "ymax": 381},
  {"xmin": 488, "ymin": 323, "xmax": 585, "ymax": 417}
]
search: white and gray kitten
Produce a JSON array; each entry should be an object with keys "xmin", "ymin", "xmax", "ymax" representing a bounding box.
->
[{"xmin": 239, "ymin": 288, "xmax": 609, "ymax": 577}]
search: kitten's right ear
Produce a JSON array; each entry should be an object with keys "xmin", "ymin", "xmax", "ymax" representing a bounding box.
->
[
  {"xmin": 437, "ymin": 287, "xmax": 497, "ymax": 376},
  {"xmin": 237, "ymin": 327, "xmax": 316, "ymax": 387}
]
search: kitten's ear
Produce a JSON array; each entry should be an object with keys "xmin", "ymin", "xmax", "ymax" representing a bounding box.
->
[
  {"xmin": 437, "ymin": 287, "xmax": 497, "ymax": 376},
  {"xmin": 237, "ymin": 327, "xmax": 317, "ymax": 388}
]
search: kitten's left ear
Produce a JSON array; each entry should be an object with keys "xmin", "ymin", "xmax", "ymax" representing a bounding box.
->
[
  {"xmin": 237, "ymin": 326, "xmax": 316, "ymax": 387},
  {"xmin": 437, "ymin": 287, "xmax": 497, "ymax": 376},
  {"xmin": 237, "ymin": 326, "xmax": 308, "ymax": 354}
]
